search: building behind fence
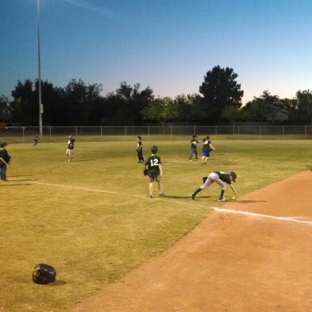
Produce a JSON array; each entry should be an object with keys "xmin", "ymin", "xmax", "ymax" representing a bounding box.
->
[{"xmin": 1, "ymin": 125, "xmax": 312, "ymax": 143}]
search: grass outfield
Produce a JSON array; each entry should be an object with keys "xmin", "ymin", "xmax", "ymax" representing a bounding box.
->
[{"xmin": 1, "ymin": 139, "xmax": 311, "ymax": 311}]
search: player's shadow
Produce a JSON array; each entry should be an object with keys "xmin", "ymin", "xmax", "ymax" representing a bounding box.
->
[
  {"xmin": 163, "ymin": 195, "xmax": 191, "ymax": 199},
  {"xmin": 165, "ymin": 195, "xmax": 213, "ymax": 199},
  {"xmin": 6, "ymin": 178, "xmax": 39, "ymax": 182},
  {"xmin": 0, "ymin": 183, "xmax": 33, "ymax": 187},
  {"xmin": 9, "ymin": 174, "xmax": 33, "ymax": 178},
  {"xmin": 234, "ymin": 200, "xmax": 267, "ymax": 204}
]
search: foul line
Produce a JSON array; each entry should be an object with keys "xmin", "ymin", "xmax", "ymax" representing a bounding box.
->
[
  {"xmin": 212, "ymin": 207, "xmax": 312, "ymax": 226},
  {"xmin": 32, "ymin": 181, "xmax": 144, "ymax": 198},
  {"xmin": 30, "ymin": 181, "xmax": 210, "ymax": 209}
]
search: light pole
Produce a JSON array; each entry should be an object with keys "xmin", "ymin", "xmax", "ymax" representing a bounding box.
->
[{"xmin": 37, "ymin": 0, "xmax": 43, "ymax": 137}]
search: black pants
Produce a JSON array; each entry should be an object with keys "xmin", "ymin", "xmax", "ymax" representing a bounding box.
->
[{"xmin": 137, "ymin": 151, "xmax": 144, "ymax": 162}]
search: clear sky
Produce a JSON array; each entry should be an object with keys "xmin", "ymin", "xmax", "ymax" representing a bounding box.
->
[{"xmin": 1, "ymin": 0, "xmax": 312, "ymax": 104}]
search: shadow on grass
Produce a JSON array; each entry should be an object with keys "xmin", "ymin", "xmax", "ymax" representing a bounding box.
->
[
  {"xmin": 0, "ymin": 183, "xmax": 33, "ymax": 187},
  {"xmin": 50, "ymin": 280, "xmax": 67, "ymax": 287},
  {"xmin": 9, "ymin": 174, "xmax": 33, "ymax": 177},
  {"xmin": 164, "ymin": 195, "xmax": 193, "ymax": 199},
  {"xmin": 234, "ymin": 200, "xmax": 267, "ymax": 204},
  {"xmin": 4, "ymin": 178, "xmax": 39, "ymax": 182},
  {"xmin": 165, "ymin": 195, "xmax": 213, "ymax": 199},
  {"xmin": 69, "ymin": 159, "xmax": 92, "ymax": 162}
]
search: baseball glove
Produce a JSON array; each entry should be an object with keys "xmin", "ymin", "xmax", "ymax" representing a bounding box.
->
[
  {"xmin": 202, "ymin": 177, "xmax": 207, "ymax": 183},
  {"xmin": 143, "ymin": 169, "xmax": 148, "ymax": 176}
]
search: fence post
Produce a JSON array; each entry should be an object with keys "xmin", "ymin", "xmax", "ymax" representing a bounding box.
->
[{"xmin": 305, "ymin": 125, "xmax": 307, "ymax": 139}]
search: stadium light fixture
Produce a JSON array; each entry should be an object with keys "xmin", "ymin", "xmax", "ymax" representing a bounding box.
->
[{"xmin": 37, "ymin": 0, "xmax": 43, "ymax": 137}]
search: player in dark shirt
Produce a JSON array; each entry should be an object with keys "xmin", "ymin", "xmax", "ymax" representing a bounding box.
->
[
  {"xmin": 33, "ymin": 135, "xmax": 39, "ymax": 146},
  {"xmin": 189, "ymin": 135, "xmax": 199, "ymax": 161},
  {"xmin": 0, "ymin": 142, "xmax": 11, "ymax": 181},
  {"xmin": 136, "ymin": 135, "xmax": 144, "ymax": 163},
  {"xmin": 201, "ymin": 135, "xmax": 215, "ymax": 163},
  {"xmin": 66, "ymin": 134, "xmax": 76, "ymax": 162},
  {"xmin": 144, "ymin": 145, "xmax": 164, "ymax": 198},
  {"xmin": 190, "ymin": 171, "xmax": 237, "ymax": 202}
]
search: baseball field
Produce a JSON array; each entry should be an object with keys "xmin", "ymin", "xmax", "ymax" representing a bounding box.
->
[{"xmin": 1, "ymin": 138, "xmax": 311, "ymax": 311}]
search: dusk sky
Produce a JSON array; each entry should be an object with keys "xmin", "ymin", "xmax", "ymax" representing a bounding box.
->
[{"xmin": 1, "ymin": 0, "xmax": 312, "ymax": 104}]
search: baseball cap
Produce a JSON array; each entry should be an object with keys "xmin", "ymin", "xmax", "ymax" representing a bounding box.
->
[
  {"xmin": 0, "ymin": 142, "xmax": 8, "ymax": 148},
  {"xmin": 229, "ymin": 171, "xmax": 237, "ymax": 182}
]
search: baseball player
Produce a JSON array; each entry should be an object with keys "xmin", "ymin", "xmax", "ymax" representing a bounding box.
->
[
  {"xmin": 190, "ymin": 171, "xmax": 237, "ymax": 202},
  {"xmin": 201, "ymin": 135, "xmax": 215, "ymax": 163},
  {"xmin": 144, "ymin": 145, "xmax": 164, "ymax": 198},
  {"xmin": 189, "ymin": 135, "xmax": 199, "ymax": 161},
  {"xmin": 136, "ymin": 135, "xmax": 144, "ymax": 163},
  {"xmin": 66, "ymin": 134, "xmax": 76, "ymax": 162}
]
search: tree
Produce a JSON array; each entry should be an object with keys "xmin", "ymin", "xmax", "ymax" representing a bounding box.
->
[
  {"xmin": 102, "ymin": 82, "xmax": 154, "ymax": 125},
  {"xmin": 0, "ymin": 96, "xmax": 12, "ymax": 121},
  {"xmin": 221, "ymin": 105, "xmax": 246, "ymax": 124},
  {"xmin": 11, "ymin": 79, "xmax": 38, "ymax": 125},
  {"xmin": 294, "ymin": 90, "xmax": 312, "ymax": 123},
  {"xmin": 243, "ymin": 91, "xmax": 291, "ymax": 123},
  {"xmin": 63, "ymin": 79, "xmax": 103, "ymax": 125},
  {"xmin": 242, "ymin": 99, "xmax": 278, "ymax": 122},
  {"xmin": 174, "ymin": 94, "xmax": 206, "ymax": 124},
  {"xmin": 199, "ymin": 66, "xmax": 244, "ymax": 123},
  {"xmin": 141, "ymin": 97, "xmax": 179, "ymax": 126}
]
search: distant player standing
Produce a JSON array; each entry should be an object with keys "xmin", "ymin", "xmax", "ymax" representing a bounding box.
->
[
  {"xmin": 201, "ymin": 135, "xmax": 215, "ymax": 163},
  {"xmin": 189, "ymin": 135, "xmax": 198, "ymax": 161},
  {"xmin": 136, "ymin": 135, "xmax": 144, "ymax": 163},
  {"xmin": 33, "ymin": 135, "xmax": 39, "ymax": 146},
  {"xmin": 144, "ymin": 145, "xmax": 164, "ymax": 198},
  {"xmin": 66, "ymin": 134, "xmax": 76, "ymax": 162},
  {"xmin": 0, "ymin": 142, "xmax": 11, "ymax": 181}
]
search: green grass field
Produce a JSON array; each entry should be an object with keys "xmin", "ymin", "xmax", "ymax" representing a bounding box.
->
[{"xmin": 1, "ymin": 139, "xmax": 311, "ymax": 311}]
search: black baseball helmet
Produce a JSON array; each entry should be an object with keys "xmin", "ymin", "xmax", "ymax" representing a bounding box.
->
[
  {"xmin": 229, "ymin": 171, "xmax": 237, "ymax": 182},
  {"xmin": 32, "ymin": 264, "xmax": 56, "ymax": 285}
]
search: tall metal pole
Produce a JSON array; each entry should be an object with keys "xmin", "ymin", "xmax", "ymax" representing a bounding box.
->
[{"xmin": 37, "ymin": 0, "xmax": 43, "ymax": 137}]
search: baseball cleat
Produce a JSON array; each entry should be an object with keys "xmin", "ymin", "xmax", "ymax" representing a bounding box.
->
[{"xmin": 218, "ymin": 198, "xmax": 226, "ymax": 202}]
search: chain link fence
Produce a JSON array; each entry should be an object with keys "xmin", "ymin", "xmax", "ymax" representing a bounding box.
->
[{"xmin": 1, "ymin": 125, "xmax": 312, "ymax": 143}]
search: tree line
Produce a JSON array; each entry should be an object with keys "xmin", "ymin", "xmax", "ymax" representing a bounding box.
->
[{"xmin": 1, "ymin": 66, "xmax": 312, "ymax": 126}]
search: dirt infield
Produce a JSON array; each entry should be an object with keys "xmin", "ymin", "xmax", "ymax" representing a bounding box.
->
[{"xmin": 74, "ymin": 171, "xmax": 312, "ymax": 312}]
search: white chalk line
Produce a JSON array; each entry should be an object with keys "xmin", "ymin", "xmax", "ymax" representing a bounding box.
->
[
  {"xmin": 32, "ymin": 181, "xmax": 144, "ymax": 198},
  {"xmin": 31, "ymin": 181, "xmax": 205, "ymax": 208},
  {"xmin": 212, "ymin": 207, "xmax": 312, "ymax": 226}
]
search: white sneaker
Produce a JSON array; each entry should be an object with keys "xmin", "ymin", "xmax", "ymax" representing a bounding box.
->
[{"xmin": 218, "ymin": 198, "xmax": 226, "ymax": 202}]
